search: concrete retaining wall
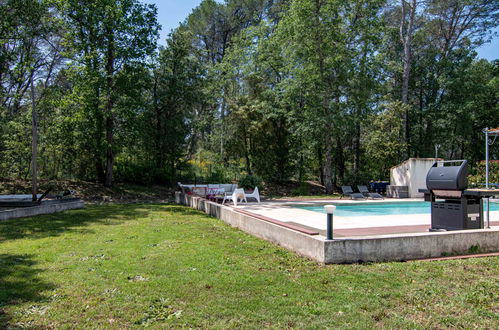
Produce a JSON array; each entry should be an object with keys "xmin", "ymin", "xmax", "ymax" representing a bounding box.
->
[
  {"xmin": 176, "ymin": 192, "xmax": 499, "ymax": 263},
  {"xmin": 176, "ymin": 193, "xmax": 324, "ymax": 261},
  {"xmin": 0, "ymin": 199, "xmax": 85, "ymax": 221},
  {"xmin": 325, "ymin": 230, "xmax": 499, "ymax": 263}
]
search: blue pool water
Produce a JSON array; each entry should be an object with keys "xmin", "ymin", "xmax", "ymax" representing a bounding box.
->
[{"xmin": 294, "ymin": 201, "xmax": 499, "ymax": 217}]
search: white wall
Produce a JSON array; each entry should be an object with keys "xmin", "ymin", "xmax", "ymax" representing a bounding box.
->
[{"xmin": 390, "ymin": 158, "xmax": 440, "ymax": 198}]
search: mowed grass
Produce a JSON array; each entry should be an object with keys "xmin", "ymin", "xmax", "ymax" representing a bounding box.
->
[{"xmin": 0, "ymin": 204, "xmax": 497, "ymax": 328}]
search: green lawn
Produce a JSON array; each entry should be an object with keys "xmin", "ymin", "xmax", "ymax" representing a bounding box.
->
[{"xmin": 0, "ymin": 204, "xmax": 497, "ymax": 328}]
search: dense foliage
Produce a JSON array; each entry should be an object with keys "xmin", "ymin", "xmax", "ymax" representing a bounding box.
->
[{"xmin": 1, "ymin": 0, "xmax": 498, "ymax": 190}]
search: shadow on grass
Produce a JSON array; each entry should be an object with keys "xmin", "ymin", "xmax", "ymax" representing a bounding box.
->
[
  {"xmin": 161, "ymin": 205, "xmax": 206, "ymax": 215},
  {"xmin": 0, "ymin": 254, "xmax": 55, "ymax": 326},
  {"xmin": 0, "ymin": 203, "xmax": 186, "ymax": 242}
]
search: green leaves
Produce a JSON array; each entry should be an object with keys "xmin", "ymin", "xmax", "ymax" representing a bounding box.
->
[{"xmin": 0, "ymin": 0, "xmax": 497, "ymax": 187}]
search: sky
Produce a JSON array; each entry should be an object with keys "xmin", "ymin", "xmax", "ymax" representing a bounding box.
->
[
  {"xmin": 144, "ymin": 0, "xmax": 497, "ymax": 61},
  {"xmin": 141, "ymin": 0, "xmax": 204, "ymax": 43}
]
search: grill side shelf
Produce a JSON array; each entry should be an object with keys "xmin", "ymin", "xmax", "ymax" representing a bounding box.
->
[{"xmin": 463, "ymin": 189, "xmax": 499, "ymax": 197}]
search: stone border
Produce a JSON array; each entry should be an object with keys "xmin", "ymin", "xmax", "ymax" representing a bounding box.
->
[
  {"xmin": 176, "ymin": 192, "xmax": 499, "ymax": 263},
  {"xmin": 0, "ymin": 199, "xmax": 85, "ymax": 221}
]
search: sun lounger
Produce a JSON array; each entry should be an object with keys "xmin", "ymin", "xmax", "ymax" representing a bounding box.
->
[
  {"xmin": 357, "ymin": 185, "xmax": 384, "ymax": 200},
  {"xmin": 341, "ymin": 186, "xmax": 366, "ymax": 200}
]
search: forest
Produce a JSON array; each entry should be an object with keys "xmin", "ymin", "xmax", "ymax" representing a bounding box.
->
[{"xmin": 1, "ymin": 0, "xmax": 498, "ymax": 192}]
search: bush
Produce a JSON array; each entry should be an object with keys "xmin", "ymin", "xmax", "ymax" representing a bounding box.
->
[
  {"xmin": 468, "ymin": 161, "xmax": 499, "ymax": 188},
  {"xmin": 292, "ymin": 182, "xmax": 310, "ymax": 196},
  {"xmin": 341, "ymin": 170, "xmax": 373, "ymax": 187},
  {"xmin": 238, "ymin": 175, "xmax": 263, "ymax": 190},
  {"xmin": 114, "ymin": 161, "xmax": 157, "ymax": 185}
]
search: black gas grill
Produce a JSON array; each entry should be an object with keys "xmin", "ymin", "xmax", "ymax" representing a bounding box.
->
[{"xmin": 423, "ymin": 160, "xmax": 483, "ymax": 231}]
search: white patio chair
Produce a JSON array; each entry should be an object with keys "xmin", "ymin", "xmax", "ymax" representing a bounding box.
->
[
  {"xmin": 245, "ymin": 187, "xmax": 260, "ymax": 203},
  {"xmin": 220, "ymin": 184, "xmax": 237, "ymax": 195},
  {"xmin": 222, "ymin": 188, "xmax": 247, "ymax": 206}
]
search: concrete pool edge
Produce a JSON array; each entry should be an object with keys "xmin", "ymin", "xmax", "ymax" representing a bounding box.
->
[
  {"xmin": 176, "ymin": 193, "xmax": 499, "ymax": 264},
  {"xmin": 0, "ymin": 199, "xmax": 85, "ymax": 221}
]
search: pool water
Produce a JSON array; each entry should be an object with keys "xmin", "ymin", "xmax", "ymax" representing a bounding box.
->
[{"xmin": 294, "ymin": 201, "xmax": 499, "ymax": 217}]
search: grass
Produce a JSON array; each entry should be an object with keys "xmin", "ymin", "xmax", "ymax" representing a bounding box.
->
[{"xmin": 0, "ymin": 204, "xmax": 498, "ymax": 328}]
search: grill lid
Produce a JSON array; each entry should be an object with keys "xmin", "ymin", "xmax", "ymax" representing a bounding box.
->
[{"xmin": 426, "ymin": 160, "xmax": 468, "ymax": 191}]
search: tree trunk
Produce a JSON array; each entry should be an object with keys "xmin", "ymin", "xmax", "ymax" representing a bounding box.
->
[
  {"xmin": 298, "ymin": 137, "xmax": 304, "ymax": 182},
  {"xmin": 82, "ymin": 24, "xmax": 104, "ymax": 183},
  {"xmin": 323, "ymin": 133, "xmax": 334, "ymax": 194},
  {"xmin": 94, "ymin": 87, "xmax": 105, "ymax": 183},
  {"xmin": 243, "ymin": 130, "xmax": 252, "ymax": 175},
  {"xmin": 322, "ymin": 93, "xmax": 334, "ymax": 194},
  {"xmin": 170, "ymin": 158, "xmax": 176, "ymax": 186},
  {"xmin": 353, "ymin": 121, "xmax": 361, "ymax": 172},
  {"xmin": 30, "ymin": 75, "xmax": 38, "ymax": 201},
  {"xmin": 336, "ymin": 137, "xmax": 345, "ymax": 183},
  {"xmin": 153, "ymin": 74, "xmax": 163, "ymax": 169},
  {"xmin": 105, "ymin": 115, "xmax": 114, "ymax": 187},
  {"xmin": 400, "ymin": 0, "xmax": 417, "ymax": 157},
  {"xmin": 317, "ymin": 145, "xmax": 324, "ymax": 185},
  {"xmin": 220, "ymin": 93, "xmax": 227, "ymax": 163},
  {"xmin": 104, "ymin": 28, "xmax": 115, "ymax": 187}
]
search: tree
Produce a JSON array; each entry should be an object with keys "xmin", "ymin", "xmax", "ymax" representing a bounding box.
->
[
  {"xmin": 383, "ymin": 0, "xmax": 498, "ymax": 158},
  {"xmin": 1, "ymin": 0, "xmax": 498, "ymax": 190},
  {"xmin": 148, "ymin": 27, "xmax": 206, "ymax": 184},
  {"xmin": 57, "ymin": 0, "xmax": 159, "ymax": 186},
  {"xmin": 214, "ymin": 22, "xmax": 294, "ymax": 182},
  {"xmin": 399, "ymin": 0, "xmax": 418, "ymax": 157},
  {"xmin": 425, "ymin": 0, "xmax": 499, "ymax": 57},
  {"xmin": 364, "ymin": 101, "xmax": 408, "ymax": 179},
  {"xmin": 276, "ymin": 0, "xmax": 384, "ymax": 192},
  {"xmin": 0, "ymin": 0, "xmax": 64, "ymax": 193}
]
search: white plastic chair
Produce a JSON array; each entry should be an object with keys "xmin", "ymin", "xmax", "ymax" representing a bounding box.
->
[
  {"xmin": 245, "ymin": 187, "xmax": 260, "ymax": 203},
  {"xmin": 222, "ymin": 188, "xmax": 247, "ymax": 206}
]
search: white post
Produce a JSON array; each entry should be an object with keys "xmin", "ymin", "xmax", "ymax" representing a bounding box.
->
[
  {"xmin": 324, "ymin": 205, "xmax": 336, "ymax": 240},
  {"xmin": 487, "ymin": 197, "xmax": 490, "ymax": 229},
  {"xmin": 483, "ymin": 128, "xmax": 490, "ymax": 228},
  {"xmin": 485, "ymin": 128, "xmax": 489, "ymax": 189}
]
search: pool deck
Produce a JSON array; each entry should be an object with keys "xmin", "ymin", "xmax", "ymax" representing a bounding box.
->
[
  {"xmin": 176, "ymin": 193, "xmax": 499, "ymax": 263},
  {"xmin": 235, "ymin": 199, "xmax": 499, "ymax": 237}
]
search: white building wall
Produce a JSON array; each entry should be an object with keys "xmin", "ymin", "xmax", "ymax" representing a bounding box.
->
[{"xmin": 390, "ymin": 158, "xmax": 441, "ymax": 198}]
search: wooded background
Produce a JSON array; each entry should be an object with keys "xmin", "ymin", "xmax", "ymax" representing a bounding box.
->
[{"xmin": 1, "ymin": 0, "xmax": 497, "ymax": 192}]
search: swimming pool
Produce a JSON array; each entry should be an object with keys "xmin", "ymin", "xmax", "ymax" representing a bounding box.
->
[{"xmin": 294, "ymin": 201, "xmax": 499, "ymax": 217}]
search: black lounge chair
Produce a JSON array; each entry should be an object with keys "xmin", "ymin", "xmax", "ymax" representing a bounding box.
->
[
  {"xmin": 341, "ymin": 186, "xmax": 366, "ymax": 200},
  {"xmin": 358, "ymin": 185, "xmax": 384, "ymax": 200}
]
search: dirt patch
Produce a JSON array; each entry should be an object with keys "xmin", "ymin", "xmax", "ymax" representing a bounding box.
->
[
  {"xmin": 0, "ymin": 179, "xmax": 337, "ymax": 203},
  {"xmin": 0, "ymin": 178, "xmax": 175, "ymax": 204},
  {"xmin": 263, "ymin": 180, "xmax": 327, "ymax": 198}
]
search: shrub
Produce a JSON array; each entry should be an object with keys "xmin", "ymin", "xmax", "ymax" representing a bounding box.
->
[
  {"xmin": 292, "ymin": 182, "xmax": 310, "ymax": 196},
  {"xmin": 238, "ymin": 175, "xmax": 263, "ymax": 190},
  {"xmin": 468, "ymin": 161, "xmax": 499, "ymax": 188}
]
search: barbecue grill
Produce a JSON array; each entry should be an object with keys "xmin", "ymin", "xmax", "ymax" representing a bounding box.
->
[{"xmin": 422, "ymin": 160, "xmax": 483, "ymax": 231}]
